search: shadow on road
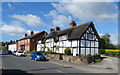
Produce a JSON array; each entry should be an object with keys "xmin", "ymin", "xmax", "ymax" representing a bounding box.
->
[
  {"xmin": 101, "ymin": 56, "xmax": 108, "ymax": 60},
  {"xmin": 2, "ymin": 69, "xmax": 33, "ymax": 75}
]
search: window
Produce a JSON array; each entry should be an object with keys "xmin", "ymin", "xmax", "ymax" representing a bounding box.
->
[
  {"xmin": 86, "ymin": 41, "xmax": 90, "ymax": 47},
  {"xmin": 91, "ymin": 41, "xmax": 94, "ymax": 47},
  {"xmin": 95, "ymin": 42, "xmax": 98, "ymax": 47},
  {"xmin": 87, "ymin": 34, "xmax": 90, "ymax": 39},
  {"xmin": 81, "ymin": 40, "xmax": 85, "ymax": 47},
  {"xmin": 91, "ymin": 48, "xmax": 94, "ymax": 55},
  {"xmin": 81, "ymin": 48, "xmax": 85, "ymax": 54},
  {"xmin": 95, "ymin": 48, "xmax": 98, "ymax": 54},
  {"xmin": 86, "ymin": 48, "xmax": 90, "ymax": 55}
]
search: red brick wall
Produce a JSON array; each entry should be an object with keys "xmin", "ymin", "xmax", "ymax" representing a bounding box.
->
[
  {"xmin": 29, "ymin": 32, "xmax": 46, "ymax": 51},
  {"xmin": 17, "ymin": 31, "xmax": 47, "ymax": 51}
]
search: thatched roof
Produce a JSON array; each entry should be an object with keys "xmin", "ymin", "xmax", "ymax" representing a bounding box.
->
[{"xmin": 45, "ymin": 22, "xmax": 99, "ymax": 42}]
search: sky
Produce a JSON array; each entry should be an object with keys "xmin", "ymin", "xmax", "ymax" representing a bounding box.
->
[{"xmin": 0, "ymin": 1, "xmax": 119, "ymax": 45}]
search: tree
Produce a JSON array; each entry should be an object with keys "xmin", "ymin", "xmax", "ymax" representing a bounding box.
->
[
  {"xmin": 100, "ymin": 33, "xmax": 115, "ymax": 49},
  {"xmin": 99, "ymin": 38, "xmax": 105, "ymax": 49}
]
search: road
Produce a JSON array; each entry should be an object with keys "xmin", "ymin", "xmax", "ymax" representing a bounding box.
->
[{"xmin": 1, "ymin": 55, "xmax": 89, "ymax": 75}]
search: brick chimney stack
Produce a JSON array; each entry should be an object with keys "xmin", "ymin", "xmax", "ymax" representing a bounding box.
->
[
  {"xmin": 16, "ymin": 40, "xmax": 18, "ymax": 42},
  {"xmin": 50, "ymin": 28, "xmax": 55, "ymax": 33},
  {"xmin": 10, "ymin": 40, "xmax": 12, "ymax": 43},
  {"xmin": 56, "ymin": 26, "xmax": 60, "ymax": 31},
  {"xmin": 70, "ymin": 21, "xmax": 76, "ymax": 28},
  {"xmin": 24, "ymin": 33, "xmax": 27, "ymax": 37},
  {"xmin": 31, "ymin": 31, "xmax": 34, "ymax": 35}
]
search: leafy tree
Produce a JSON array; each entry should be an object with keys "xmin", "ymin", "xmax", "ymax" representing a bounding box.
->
[
  {"xmin": 99, "ymin": 38, "xmax": 105, "ymax": 49},
  {"xmin": 100, "ymin": 33, "xmax": 115, "ymax": 49}
]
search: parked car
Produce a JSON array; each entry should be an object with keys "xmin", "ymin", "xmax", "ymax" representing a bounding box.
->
[
  {"xmin": 30, "ymin": 52, "xmax": 47, "ymax": 61},
  {"xmin": 16, "ymin": 51, "xmax": 26, "ymax": 56},
  {"xmin": 0, "ymin": 50, "xmax": 8, "ymax": 55},
  {"xmin": 12, "ymin": 51, "xmax": 17, "ymax": 55}
]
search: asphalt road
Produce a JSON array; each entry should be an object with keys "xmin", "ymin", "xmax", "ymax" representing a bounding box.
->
[{"xmin": 1, "ymin": 54, "xmax": 89, "ymax": 75}]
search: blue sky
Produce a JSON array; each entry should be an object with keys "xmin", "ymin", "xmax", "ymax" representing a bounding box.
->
[{"xmin": 1, "ymin": 1, "xmax": 119, "ymax": 45}]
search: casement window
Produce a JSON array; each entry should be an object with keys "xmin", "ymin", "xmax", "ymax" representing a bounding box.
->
[{"xmin": 59, "ymin": 35, "xmax": 67, "ymax": 41}]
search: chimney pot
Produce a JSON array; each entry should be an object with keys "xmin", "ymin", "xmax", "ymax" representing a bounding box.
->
[
  {"xmin": 24, "ymin": 33, "xmax": 27, "ymax": 37},
  {"xmin": 56, "ymin": 26, "xmax": 60, "ymax": 31},
  {"xmin": 71, "ymin": 21, "xmax": 75, "ymax": 23},
  {"xmin": 31, "ymin": 31, "xmax": 34, "ymax": 35},
  {"xmin": 50, "ymin": 28, "xmax": 55, "ymax": 33},
  {"xmin": 10, "ymin": 40, "xmax": 12, "ymax": 43},
  {"xmin": 70, "ymin": 21, "xmax": 76, "ymax": 28}
]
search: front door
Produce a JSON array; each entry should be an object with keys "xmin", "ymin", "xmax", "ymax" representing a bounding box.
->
[{"xmin": 20, "ymin": 45, "xmax": 25, "ymax": 52}]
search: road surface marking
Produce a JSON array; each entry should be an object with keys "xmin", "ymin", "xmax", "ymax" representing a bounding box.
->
[
  {"xmin": 48, "ymin": 61, "xmax": 70, "ymax": 67},
  {"xmin": 54, "ymin": 69, "xmax": 65, "ymax": 73}
]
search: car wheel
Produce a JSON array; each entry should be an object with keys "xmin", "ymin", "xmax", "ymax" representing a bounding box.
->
[
  {"xmin": 35, "ymin": 58, "xmax": 38, "ymax": 61},
  {"xmin": 30, "ymin": 57, "xmax": 32, "ymax": 60}
]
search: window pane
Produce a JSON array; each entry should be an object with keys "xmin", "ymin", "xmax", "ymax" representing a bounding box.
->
[
  {"xmin": 95, "ymin": 42, "xmax": 98, "ymax": 47},
  {"xmin": 86, "ymin": 48, "xmax": 90, "ymax": 55},
  {"xmin": 86, "ymin": 41, "xmax": 90, "ymax": 47},
  {"xmin": 81, "ymin": 40, "xmax": 85, "ymax": 47},
  {"xmin": 81, "ymin": 48, "xmax": 85, "ymax": 55},
  {"xmin": 91, "ymin": 41, "xmax": 94, "ymax": 47},
  {"xmin": 91, "ymin": 48, "xmax": 95, "ymax": 55},
  {"xmin": 95, "ymin": 48, "xmax": 98, "ymax": 54}
]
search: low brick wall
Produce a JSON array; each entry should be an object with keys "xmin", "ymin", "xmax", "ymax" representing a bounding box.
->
[
  {"xmin": 62, "ymin": 55, "xmax": 82, "ymax": 63},
  {"xmin": 45, "ymin": 53, "xmax": 60, "ymax": 60},
  {"xmin": 45, "ymin": 53, "xmax": 101, "ymax": 64}
]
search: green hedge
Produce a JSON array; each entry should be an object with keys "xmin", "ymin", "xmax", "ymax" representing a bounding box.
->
[
  {"xmin": 99, "ymin": 49, "xmax": 105, "ymax": 54},
  {"xmin": 105, "ymin": 51, "xmax": 120, "ymax": 58}
]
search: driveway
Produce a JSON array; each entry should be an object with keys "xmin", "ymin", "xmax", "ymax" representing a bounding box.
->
[{"xmin": 90, "ymin": 55, "xmax": 119, "ymax": 73}]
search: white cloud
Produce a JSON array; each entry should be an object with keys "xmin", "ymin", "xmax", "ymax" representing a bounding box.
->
[
  {"xmin": 110, "ymin": 33, "xmax": 118, "ymax": 45},
  {"xmin": 0, "ymin": 21, "xmax": 39, "ymax": 37},
  {"xmin": 45, "ymin": 10, "xmax": 72, "ymax": 27},
  {"xmin": 10, "ymin": 14, "xmax": 46, "ymax": 27},
  {"xmin": 99, "ymin": 33, "xmax": 104, "ymax": 38},
  {"xmin": 8, "ymin": 3, "xmax": 13, "ymax": 9},
  {"xmin": 52, "ymin": 2, "xmax": 118, "ymax": 23},
  {"xmin": 1, "ymin": 24, "xmax": 26, "ymax": 36}
]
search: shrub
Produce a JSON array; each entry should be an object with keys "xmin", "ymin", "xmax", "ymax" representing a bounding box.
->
[
  {"xmin": 64, "ymin": 48, "xmax": 71, "ymax": 55},
  {"xmin": 51, "ymin": 52, "xmax": 57, "ymax": 54},
  {"xmin": 27, "ymin": 50, "xmax": 37, "ymax": 53},
  {"xmin": 99, "ymin": 49, "xmax": 105, "ymax": 54},
  {"xmin": 39, "ymin": 50, "xmax": 45, "ymax": 53},
  {"xmin": 95, "ymin": 59, "xmax": 103, "ymax": 63},
  {"xmin": 44, "ymin": 50, "xmax": 52, "ymax": 54},
  {"xmin": 86, "ymin": 54, "xmax": 91, "ymax": 56}
]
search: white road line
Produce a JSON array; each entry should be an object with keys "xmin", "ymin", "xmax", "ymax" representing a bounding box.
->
[{"xmin": 54, "ymin": 69, "xmax": 65, "ymax": 73}]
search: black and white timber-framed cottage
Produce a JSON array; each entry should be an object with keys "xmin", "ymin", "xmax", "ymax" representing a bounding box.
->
[{"xmin": 37, "ymin": 21, "xmax": 100, "ymax": 56}]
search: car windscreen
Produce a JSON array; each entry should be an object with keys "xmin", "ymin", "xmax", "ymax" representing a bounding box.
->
[
  {"xmin": 36, "ymin": 52, "xmax": 43, "ymax": 55},
  {"xmin": 18, "ymin": 51, "xmax": 23, "ymax": 53}
]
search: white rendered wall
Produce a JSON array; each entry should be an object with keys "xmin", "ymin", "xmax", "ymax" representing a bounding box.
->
[{"xmin": 8, "ymin": 44, "xmax": 17, "ymax": 52}]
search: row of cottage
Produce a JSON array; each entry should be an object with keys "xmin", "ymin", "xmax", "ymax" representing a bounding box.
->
[{"xmin": 8, "ymin": 21, "xmax": 100, "ymax": 56}]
